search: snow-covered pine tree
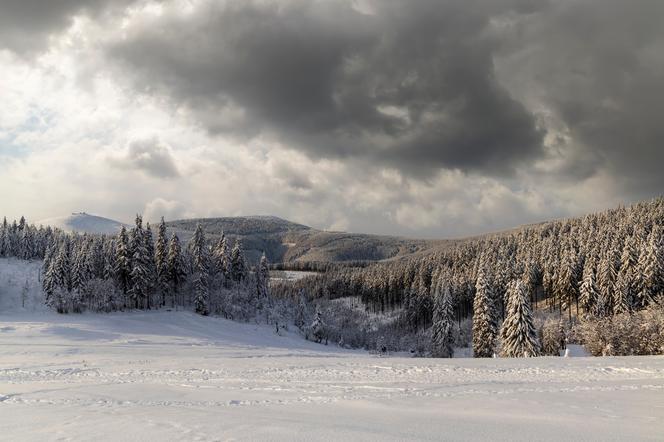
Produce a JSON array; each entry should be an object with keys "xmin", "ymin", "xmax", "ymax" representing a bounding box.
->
[
  {"xmin": 87, "ymin": 236, "xmax": 105, "ymax": 280},
  {"xmin": 230, "ymin": 240, "xmax": 247, "ymax": 283},
  {"xmin": 472, "ymin": 265, "xmax": 498, "ymax": 358},
  {"xmin": 70, "ymin": 240, "xmax": 91, "ymax": 312},
  {"xmin": 155, "ymin": 217, "xmax": 169, "ymax": 306},
  {"xmin": 431, "ymin": 278, "xmax": 455, "ymax": 358},
  {"xmin": 579, "ymin": 257, "xmax": 599, "ymax": 317},
  {"xmin": 52, "ymin": 241, "xmax": 72, "ymax": 313},
  {"xmin": 294, "ymin": 289, "xmax": 311, "ymax": 331},
  {"xmin": 19, "ymin": 227, "xmax": 35, "ymax": 260},
  {"xmin": 310, "ymin": 308, "xmax": 326, "ymax": 344},
  {"xmin": 129, "ymin": 216, "xmax": 150, "ymax": 309},
  {"xmin": 0, "ymin": 217, "xmax": 7, "ymax": 257},
  {"xmin": 256, "ymin": 252, "xmax": 270, "ymax": 299},
  {"xmin": 114, "ymin": 226, "xmax": 132, "ymax": 305},
  {"xmin": 190, "ymin": 224, "xmax": 209, "ymax": 315},
  {"xmin": 144, "ymin": 223, "xmax": 156, "ymax": 308},
  {"xmin": 597, "ymin": 250, "xmax": 617, "ymax": 317},
  {"xmin": 636, "ymin": 227, "xmax": 661, "ymax": 309},
  {"xmin": 557, "ymin": 246, "xmax": 580, "ymax": 322},
  {"xmin": 42, "ymin": 252, "xmax": 58, "ymax": 310},
  {"xmin": 212, "ymin": 233, "xmax": 231, "ymax": 281},
  {"xmin": 166, "ymin": 232, "xmax": 186, "ymax": 307},
  {"xmin": 615, "ymin": 234, "xmax": 638, "ymax": 313},
  {"xmin": 500, "ymin": 280, "xmax": 540, "ymax": 358}
]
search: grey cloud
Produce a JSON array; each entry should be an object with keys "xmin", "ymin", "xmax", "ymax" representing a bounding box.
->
[
  {"xmin": 107, "ymin": 0, "xmax": 545, "ymax": 178},
  {"xmin": 109, "ymin": 138, "xmax": 180, "ymax": 179},
  {"xmin": 0, "ymin": 0, "xmax": 137, "ymax": 54},
  {"xmin": 495, "ymin": 0, "xmax": 664, "ymax": 198}
]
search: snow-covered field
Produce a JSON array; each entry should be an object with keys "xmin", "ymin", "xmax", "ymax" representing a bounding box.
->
[{"xmin": 1, "ymin": 259, "xmax": 663, "ymax": 441}]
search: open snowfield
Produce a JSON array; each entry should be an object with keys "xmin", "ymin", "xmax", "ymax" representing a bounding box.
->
[{"xmin": 1, "ymin": 259, "xmax": 664, "ymax": 441}]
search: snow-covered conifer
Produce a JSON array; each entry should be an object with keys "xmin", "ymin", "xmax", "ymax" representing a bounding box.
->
[
  {"xmin": 472, "ymin": 265, "xmax": 498, "ymax": 358},
  {"xmin": 500, "ymin": 280, "xmax": 540, "ymax": 357},
  {"xmin": 431, "ymin": 279, "xmax": 455, "ymax": 358},
  {"xmin": 615, "ymin": 235, "xmax": 638, "ymax": 313},
  {"xmin": 190, "ymin": 224, "xmax": 209, "ymax": 315},
  {"xmin": 114, "ymin": 226, "xmax": 132, "ymax": 304},
  {"xmin": 310, "ymin": 309, "xmax": 326, "ymax": 344},
  {"xmin": 166, "ymin": 233, "xmax": 186, "ymax": 306},
  {"xmin": 155, "ymin": 217, "xmax": 169, "ymax": 306},
  {"xmin": 636, "ymin": 227, "xmax": 661, "ymax": 308},
  {"xmin": 256, "ymin": 252, "xmax": 270, "ymax": 299},
  {"xmin": 579, "ymin": 258, "xmax": 599, "ymax": 316},
  {"xmin": 230, "ymin": 241, "xmax": 247, "ymax": 282},
  {"xmin": 129, "ymin": 216, "xmax": 150, "ymax": 309}
]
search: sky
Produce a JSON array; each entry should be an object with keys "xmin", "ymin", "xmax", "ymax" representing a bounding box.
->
[{"xmin": 0, "ymin": 0, "xmax": 662, "ymax": 239}]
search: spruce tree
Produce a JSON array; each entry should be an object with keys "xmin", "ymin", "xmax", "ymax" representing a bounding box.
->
[
  {"xmin": 472, "ymin": 266, "xmax": 498, "ymax": 358},
  {"xmin": 114, "ymin": 226, "xmax": 132, "ymax": 303},
  {"xmin": 52, "ymin": 242, "xmax": 72, "ymax": 313},
  {"xmin": 0, "ymin": 217, "xmax": 7, "ymax": 257},
  {"xmin": 71, "ymin": 241, "xmax": 91, "ymax": 312},
  {"xmin": 190, "ymin": 224, "xmax": 209, "ymax": 315},
  {"xmin": 144, "ymin": 223, "xmax": 156, "ymax": 308},
  {"xmin": 43, "ymin": 254, "xmax": 58, "ymax": 310},
  {"xmin": 597, "ymin": 250, "xmax": 617, "ymax": 316},
  {"xmin": 256, "ymin": 252, "xmax": 270, "ymax": 299},
  {"xmin": 579, "ymin": 258, "xmax": 599, "ymax": 316},
  {"xmin": 431, "ymin": 279, "xmax": 455, "ymax": 358},
  {"xmin": 155, "ymin": 217, "xmax": 169, "ymax": 306},
  {"xmin": 129, "ymin": 216, "xmax": 150, "ymax": 309},
  {"xmin": 615, "ymin": 235, "xmax": 637, "ymax": 313},
  {"xmin": 557, "ymin": 247, "xmax": 580, "ymax": 322},
  {"xmin": 166, "ymin": 233, "xmax": 186, "ymax": 307},
  {"xmin": 213, "ymin": 233, "xmax": 232, "ymax": 286},
  {"xmin": 636, "ymin": 227, "xmax": 661, "ymax": 308},
  {"xmin": 230, "ymin": 240, "xmax": 247, "ymax": 283},
  {"xmin": 500, "ymin": 280, "xmax": 540, "ymax": 357}
]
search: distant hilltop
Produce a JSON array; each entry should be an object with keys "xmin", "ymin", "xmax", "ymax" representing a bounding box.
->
[
  {"xmin": 36, "ymin": 213, "xmax": 439, "ymax": 264},
  {"xmin": 37, "ymin": 213, "xmax": 129, "ymax": 235}
]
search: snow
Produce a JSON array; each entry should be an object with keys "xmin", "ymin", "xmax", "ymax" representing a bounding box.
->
[
  {"xmin": 562, "ymin": 344, "xmax": 591, "ymax": 357},
  {"xmin": 270, "ymin": 270, "xmax": 319, "ymax": 281},
  {"xmin": 1, "ymin": 258, "xmax": 663, "ymax": 441},
  {"xmin": 36, "ymin": 213, "xmax": 129, "ymax": 235}
]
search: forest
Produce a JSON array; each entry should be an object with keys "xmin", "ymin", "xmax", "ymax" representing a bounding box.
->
[{"xmin": 1, "ymin": 198, "xmax": 663, "ymax": 358}]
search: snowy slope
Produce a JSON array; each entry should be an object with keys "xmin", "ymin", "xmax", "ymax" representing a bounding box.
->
[
  {"xmin": 1, "ymin": 258, "xmax": 663, "ymax": 441},
  {"xmin": 0, "ymin": 258, "xmax": 46, "ymax": 313},
  {"xmin": 0, "ymin": 310, "xmax": 663, "ymax": 441},
  {"xmin": 37, "ymin": 212, "xmax": 128, "ymax": 235}
]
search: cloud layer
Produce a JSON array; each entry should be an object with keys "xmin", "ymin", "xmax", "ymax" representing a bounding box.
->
[{"xmin": 0, "ymin": 0, "xmax": 662, "ymax": 237}]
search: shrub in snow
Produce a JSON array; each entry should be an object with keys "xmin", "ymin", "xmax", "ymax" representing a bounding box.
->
[
  {"xmin": 576, "ymin": 304, "xmax": 664, "ymax": 356},
  {"xmin": 309, "ymin": 309, "xmax": 327, "ymax": 344},
  {"xmin": 537, "ymin": 316, "xmax": 567, "ymax": 356}
]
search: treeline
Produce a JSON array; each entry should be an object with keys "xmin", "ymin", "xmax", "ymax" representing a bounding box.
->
[
  {"xmin": 274, "ymin": 198, "xmax": 664, "ymax": 356},
  {"xmin": 0, "ymin": 216, "xmax": 53, "ymax": 260},
  {"xmin": 0, "ymin": 215, "xmax": 274, "ymax": 321},
  {"xmin": 270, "ymin": 260, "xmax": 372, "ymax": 273}
]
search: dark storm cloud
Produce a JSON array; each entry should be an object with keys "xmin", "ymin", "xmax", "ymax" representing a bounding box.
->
[
  {"xmin": 496, "ymin": 0, "xmax": 664, "ymax": 195},
  {"xmin": 0, "ymin": 0, "xmax": 137, "ymax": 54},
  {"xmin": 107, "ymin": 0, "xmax": 547, "ymax": 177}
]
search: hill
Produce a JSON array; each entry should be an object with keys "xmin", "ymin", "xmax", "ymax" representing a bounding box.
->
[
  {"xmin": 165, "ymin": 216, "xmax": 440, "ymax": 264},
  {"xmin": 37, "ymin": 212, "xmax": 129, "ymax": 235}
]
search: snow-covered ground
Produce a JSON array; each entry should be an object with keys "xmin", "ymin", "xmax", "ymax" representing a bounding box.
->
[
  {"xmin": 1, "ymin": 259, "xmax": 663, "ymax": 441},
  {"xmin": 270, "ymin": 270, "xmax": 319, "ymax": 281}
]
